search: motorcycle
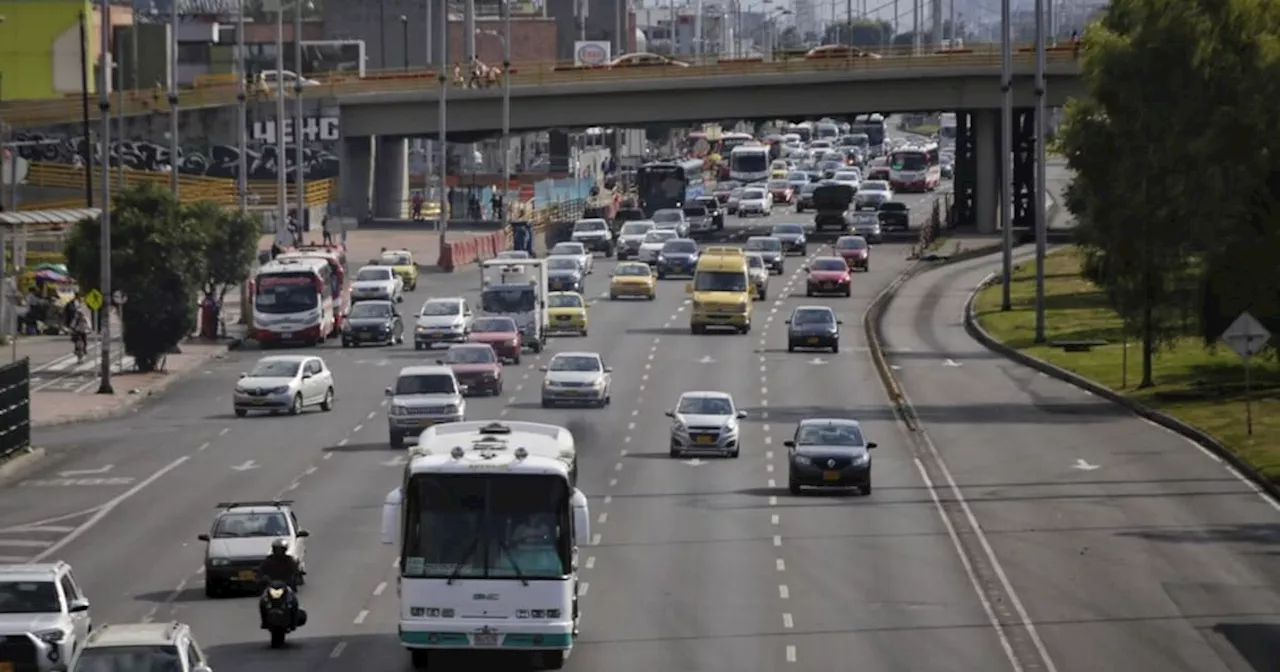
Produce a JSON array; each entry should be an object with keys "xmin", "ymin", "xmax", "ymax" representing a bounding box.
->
[{"xmin": 260, "ymin": 579, "xmax": 307, "ymax": 648}]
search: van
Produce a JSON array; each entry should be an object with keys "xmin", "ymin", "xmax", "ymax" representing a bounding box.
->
[{"xmin": 686, "ymin": 250, "xmax": 755, "ymax": 334}]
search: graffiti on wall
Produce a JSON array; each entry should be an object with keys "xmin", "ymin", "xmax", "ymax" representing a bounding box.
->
[{"xmin": 9, "ymin": 115, "xmax": 340, "ymax": 182}]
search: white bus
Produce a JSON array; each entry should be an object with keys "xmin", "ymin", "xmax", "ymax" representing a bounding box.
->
[
  {"xmin": 413, "ymin": 421, "xmax": 578, "ymax": 484},
  {"xmin": 729, "ymin": 145, "xmax": 771, "ymax": 183},
  {"xmin": 381, "ymin": 421, "xmax": 591, "ymax": 670},
  {"xmin": 889, "ymin": 142, "xmax": 942, "ymax": 192},
  {"xmin": 250, "ymin": 257, "xmax": 336, "ymax": 345}
]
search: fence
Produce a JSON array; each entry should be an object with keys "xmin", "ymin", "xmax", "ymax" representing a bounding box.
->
[
  {"xmin": 0, "ymin": 359, "xmax": 32, "ymax": 463},
  {"xmin": 435, "ymin": 176, "xmax": 595, "ymax": 222}
]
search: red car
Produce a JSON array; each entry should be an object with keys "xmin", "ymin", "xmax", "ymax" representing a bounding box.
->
[
  {"xmin": 834, "ymin": 235, "xmax": 871, "ymax": 271},
  {"xmin": 766, "ymin": 179, "xmax": 795, "ymax": 204},
  {"xmin": 805, "ymin": 257, "xmax": 853, "ymax": 297},
  {"xmin": 439, "ymin": 343, "xmax": 504, "ymax": 396},
  {"xmin": 467, "ymin": 315, "xmax": 523, "ymax": 364}
]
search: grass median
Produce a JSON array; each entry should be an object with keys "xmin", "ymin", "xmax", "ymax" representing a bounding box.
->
[{"xmin": 973, "ymin": 247, "xmax": 1280, "ymax": 481}]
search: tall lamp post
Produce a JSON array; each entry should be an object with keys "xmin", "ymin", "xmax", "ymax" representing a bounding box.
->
[
  {"xmin": 236, "ymin": 0, "xmax": 248, "ymax": 214},
  {"xmin": 168, "ymin": 0, "xmax": 179, "ymax": 198},
  {"xmin": 293, "ymin": 0, "xmax": 304, "ymax": 244},
  {"xmin": 478, "ymin": 14, "xmax": 510, "ymax": 230},
  {"xmin": 97, "ymin": 0, "xmax": 114, "ymax": 395}
]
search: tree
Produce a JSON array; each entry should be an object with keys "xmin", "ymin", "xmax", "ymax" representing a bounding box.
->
[
  {"xmin": 1058, "ymin": 0, "xmax": 1280, "ymax": 384},
  {"xmin": 190, "ymin": 201, "xmax": 261, "ymax": 306},
  {"xmin": 823, "ymin": 20, "xmax": 892, "ymax": 47},
  {"xmin": 65, "ymin": 184, "xmax": 210, "ymax": 372}
]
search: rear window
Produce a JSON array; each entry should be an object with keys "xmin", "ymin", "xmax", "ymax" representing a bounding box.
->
[
  {"xmin": 682, "ymin": 207, "xmax": 707, "ymax": 217},
  {"xmin": 663, "ymin": 241, "xmax": 698, "ymax": 254},
  {"xmin": 879, "ymin": 202, "xmax": 907, "ymax": 212}
]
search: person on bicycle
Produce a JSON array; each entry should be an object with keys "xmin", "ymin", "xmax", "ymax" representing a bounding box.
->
[{"xmin": 70, "ymin": 304, "xmax": 90, "ymax": 358}]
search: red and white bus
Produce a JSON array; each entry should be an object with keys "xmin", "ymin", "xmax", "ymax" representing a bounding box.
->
[
  {"xmin": 278, "ymin": 244, "xmax": 350, "ymax": 331},
  {"xmin": 888, "ymin": 143, "xmax": 941, "ymax": 192},
  {"xmin": 251, "ymin": 257, "xmax": 336, "ymax": 345}
]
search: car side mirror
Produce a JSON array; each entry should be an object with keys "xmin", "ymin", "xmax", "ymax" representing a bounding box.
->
[
  {"xmin": 296, "ymin": 529, "xmax": 311, "ymax": 537},
  {"xmin": 736, "ymin": 410, "xmax": 747, "ymax": 419},
  {"xmin": 604, "ymin": 366, "xmax": 613, "ymax": 373},
  {"xmin": 384, "ymin": 386, "xmax": 393, "ymax": 396},
  {"xmin": 784, "ymin": 319, "xmax": 791, "ymax": 324},
  {"xmin": 867, "ymin": 442, "xmax": 878, "ymax": 449},
  {"xmin": 458, "ymin": 384, "xmax": 470, "ymax": 394},
  {"xmin": 837, "ymin": 319, "xmax": 843, "ymax": 325},
  {"xmin": 802, "ymin": 266, "xmax": 810, "ymax": 273},
  {"xmin": 685, "ymin": 283, "xmax": 693, "ymax": 294},
  {"xmin": 68, "ymin": 598, "xmax": 90, "ymax": 613},
  {"xmin": 197, "ymin": 533, "xmax": 210, "ymax": 542},
  {"xmin": 239, "ymin": 372, "xmax": 247, "ymax": 379},
  {"xmin": 435, "ymin": 359, "xmax": 444, "ymax": 365},
  {"xmin": 538, "ymin": 365, "xmax": 548, "ymax": 372},
  {"xmin": 783, "ymin": 440, "xmax": 795, "ymax": 448},
  {"xmin": 302, "ymin": 372, "xmax": 313, "ymax": 379},
  {"xmin": 664, "ymin": 410, "xmax": 673, "ymax": 417}
]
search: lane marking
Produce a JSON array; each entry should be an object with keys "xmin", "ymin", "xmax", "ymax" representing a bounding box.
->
[
  {"xmin": 353, "ymin": 424, "xmax": 363, "ymax": 433},
  {"xmin": 778, "ymin": 584, "xmax": 789, "ymax": 599},
  {"xmin": 197, "ymin": 442, "xmax": 210, "ymax": 452},
  {"xmin": 353, "ymin": 609, "xmax": 369, "ymax": 625},
  {"xmin": 782, "ymin": 613, "xmax": 793, "ymax": 628},
  {"xmin": 218, "ymin": 427, "xmax": 229, "ymax": 436},
  {"xmin": 366, "ymin": 411, "xmax": 376, "ymax": 420},
  {"xmin": 373, "ymin": 582, "xmax": 387, "ymax": 596},
  {"xmin": 590, "ymin": 533, "xmax": 601, "ymax": 546},
  {"xmin": 773, "ymin": 535, "xmax": 782, "ymax": 547},
  {"xmin": 585, "ymin": 556, "xmax": 596, "ymax": 569},
  {"xmin": 776, "ymin": 558, "xmax": 786, "ymax": 571},
  {"xmin": 329, "ymin": 642, "xmax": 347, "ymax": 658},
  {"xmin": 597, "ymin": 512, "xmax": 608, "ymax": 524},
  {"xmin": 579, "ymin": 582, "xmax": 589, "ymax": 596}
]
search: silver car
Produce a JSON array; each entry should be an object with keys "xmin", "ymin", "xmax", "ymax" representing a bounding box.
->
[
  {"xmin": 71, "ymin": 621, "xmax": 213, "ymax": 672},
  {"xmin": 350, "ymin": 265, "xmax": 404, "ymax": 303},
  {"xmin": 540, "ymin": 351, "xmax": 612, "ymax": 408},
  {"xmin": 615, "ymin": 220, "xmax": 655, "ymax": 260},
  {"xmin": 386, "ymin": 365, "xmax": 467, "ymax": 449},
  {"xmin": 651, "ymin": 209, "xmax": 690, "ymax": 238},
  {"xmin": 414, "ymin": 297, "xmax": 474, "ymax": 350},
  {"xmin": 848, "ymin": 212, "xmax": 883, "ymax": 243},
  {"xmin": 197, "ymin": 502, "xmax": 309, "ymax": 596},
  {"xmin": 549, "ymin": 241, "xmax": 594, "ymax": 274},
  {"xmin": 0, "ymin": 561, "xmax": 92, "ymax": 671},
  {"xmin": 666, "ymin": 391, "xmax": 747, "ymax": 458},
  {"xmin": 637, "ymin": 229, "xmax": 679, "ymax": 264},
  {"xmin": 233, "ymin": 355, "xmax": 335, "ymax": 417},
  {"xmin": 745, "ymin": 252, "xmax": 770, "ymax": 301}
]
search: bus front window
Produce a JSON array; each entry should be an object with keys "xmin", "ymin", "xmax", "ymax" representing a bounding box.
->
[{"xmin": 255, "ymin": 275, "xmax": 319, "ymax": 314}]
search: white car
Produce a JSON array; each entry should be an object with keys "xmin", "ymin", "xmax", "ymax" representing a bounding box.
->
[
  {"xmin": 549, "ymin": 241, "xmax": 594, "ymax": 275},
  {"xmin": 737, "ymin": 187, "xmax": 773, "ymax": 216},
  {"xmin": 71, "ymin": 621, "xmax": 212, "ymax": 671},
  {"xmin": 233, "ymin": 354, "xmax": 335, "ymax": 417},
  {"xmin": 569, "ymin": 218, "xmax": 615, "ymax": 255},
  {"xmin": 666, "ymin": 390, "xmax": 747, "ymax": 458},
  {"xmin": 386, "ymin": 365, "xmax": 467, "ymax": 449},
  {"xmin": 540, "ymin": 351, "xmax": 613, "ymax": 408},
  {"xmin": 414, "ymin": 297, "xmax": 474, "ymax": 350},
  {"xmin": 198, "ymin": 501, "xmax": 309, "ymax": 596},
  {"xmin": 495, "ymin": 250, "xmax": 531, "ymax": 276},
  {"xmin": 651, "ymin": 208, "xmax": 690, "ymax": 238},
  {"xmin": 351, "ymin": 265, "xmax": 404, "ymax": 303},
  {"xmin": 855, "ymin": 179, "xmax": 894, "ymax": 210},
  {"xmin": 831, "ymin": 170, "xmax": 862, "ymax": 191},
  {"xmin": 637, "ymin": 229, "xmax": 680, "ymax": 264},
  {"xmin": 0, "ymin": 561, "xmax": 92, "ymax": 670}
]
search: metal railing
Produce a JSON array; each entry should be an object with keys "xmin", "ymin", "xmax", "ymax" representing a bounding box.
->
[
  {"xmin": 0, "ymin": 359, "xmax": 32, "ymax": 463},
  {"xmin": 0, "ymin": 43, "xmax": 1081, "ymax": 127}
]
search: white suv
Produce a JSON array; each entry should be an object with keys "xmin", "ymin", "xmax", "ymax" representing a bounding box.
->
[
  {"xmin": 70, "ymin": 622, "xmax": 211, "ymax": 671},
  {"xmin": 0, "ymin": 561, "xmax": 92, "ymax": 671},
  {"xmin": 386, "ymin": 365, "xmax": 466, "ymax": 449}
]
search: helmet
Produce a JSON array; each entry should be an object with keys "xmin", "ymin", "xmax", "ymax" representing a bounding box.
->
[{"xmin": 271, "ymin": 538, "xmax": 289, "ymax": 551}]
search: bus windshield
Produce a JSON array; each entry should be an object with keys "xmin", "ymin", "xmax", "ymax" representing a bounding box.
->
[
  {"xmin": 402, "ymin": 474, "xmax": 572, "ymax": 580},
  {"xmin": 637, "ymin": 167, "xmax": 686, "ymax": 213},
  {"xmin": 891, "ymin": 153, "xmax": 929, "ymax": 171},
  {"xmin": 731, "ymin": 152, "xmax": 768, "ymax": 173},
  {"xmin": 481, "ymin": 286, "xmax": 537, "ymax": 313},
  {"xmin": 255, "ymin": 273, "xmax": 319, "ymax": 314},
  {"xmin": 694, "ymin": 271, "xmax": 748, "ymax": 292}
]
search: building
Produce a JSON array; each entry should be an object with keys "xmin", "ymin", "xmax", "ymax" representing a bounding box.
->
[
  {"xmin": 0, "ymin": 0, "xmax": 135, "ymax": 100},
  {"xmin": 793, "ymin": 0, "xmax": 816, "ymax": 40}
]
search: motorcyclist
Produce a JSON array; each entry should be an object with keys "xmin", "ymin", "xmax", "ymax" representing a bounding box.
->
[{"xmin": 256, "ymin": 539, "xmax": 301, "ymax": 628}]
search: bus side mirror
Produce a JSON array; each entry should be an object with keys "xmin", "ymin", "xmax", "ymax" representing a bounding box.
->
[
  {"xmin": 572, "ymin": 488, "xmax": 590, "ymax": 543},
  {"xmin": 381, "ymin": 487, "xmax": 402, "ymax": 545},
  {"xmin": 685, "ymin": 283, "xmax": 693, "ymax": 294}
]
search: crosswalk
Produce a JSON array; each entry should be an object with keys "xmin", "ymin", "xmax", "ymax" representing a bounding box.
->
[
  {"xmin": 0, "ymin": 525, "xmax": 74, "ymax": 563},
  {"xmin": 31, "ymin": 348, "xmax": 136, "ymax": 393}
]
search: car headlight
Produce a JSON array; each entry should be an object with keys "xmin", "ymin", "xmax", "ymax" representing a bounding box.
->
[
  {"xmin": 443, "ymin": 404, "xmax": 458, "ymax": 414},
  {"xmin": 793, "ymin": 455, "xmax": 813, "ymax": 466},
  {"xmin": 591, "ymin": 378, "xmax": 605, "ymax": 388},
  {"xmin": 657, "ymin": 255, "xmax": 665, "ymax": 263},
  {"xmin": 268, "ymin": 386, "xmax": 289, "ymax": 394},
  {"xmin": 209, "ymin": 557, "xmax": 230, "ymax": 566},
  {"xmin": 416, "ymin": 325, "xmax": 428, "ymax": 332},
  {"xmin": 450, "ymin": 323, "xmax": 465, "ymax": 332},
  {"xmin": 391, "ymin": 404, "xmax": 409, "ymax": 415},
  {"xmin": 543, "ymin": 379, "xmax": 553, "ymax": 388},
  {"xmin": 737, "ymin": 301, "xmax": 748, "ymax": 312},
  {"xmin": 852, "ymin": 453, "xmax": 870, "ymax": 465},
  {"xmin": 35, "ymin": 629, "xmax": 65, "ymax": 644}
]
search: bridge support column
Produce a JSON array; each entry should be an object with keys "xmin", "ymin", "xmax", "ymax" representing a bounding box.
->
[
  {"xmin": 953, "ymin": 112, "xmax": 977, "ymax": 228},
  {"xmin": 973, "ymin": 109, "xmax": 999, "ymax": 234},
  {"xmin": 1012, "ymin": 108, "xmax": 1036, "ymax": 233},
  {"xmin": 373, "ymin": 135, "xmax": 410, "ymax": 219},
  {"xmin": 340, "ymin": 136, "xmax": 374, "ymax": 223}
]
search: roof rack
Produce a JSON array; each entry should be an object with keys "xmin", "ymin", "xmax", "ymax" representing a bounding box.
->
[{"xmin": 215, "ymin": 500, "xmax": 293, "ymax": 509}]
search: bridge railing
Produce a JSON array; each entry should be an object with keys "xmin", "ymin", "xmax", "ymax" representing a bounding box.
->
[{"xmin": 0, "ymin": 43, "xmax": 1080, "ymax": 127}]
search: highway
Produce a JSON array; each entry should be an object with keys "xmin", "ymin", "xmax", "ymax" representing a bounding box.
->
[{"xmin": 878, "ymin": 252, "xmax": 1280, "ymax": 672}]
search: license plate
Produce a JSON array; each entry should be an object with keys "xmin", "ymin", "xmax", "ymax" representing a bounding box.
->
[
  {"xmin": 474, "ymin": 633, "xmax": 499, "ymax": 647},
  {"xmin": 695, "ymin": 435, "xmax": 714, "ymax": 444},
  {"xmin": 238, "ymin": 570, "xmax": 256, "ymax": 581},
  {"xmin": 807, "ymin": 337, "xmax": 819, "ymax": 344},
  {"xmin": 823, "ymin": 471, "xmax": 841, "ymax": 481},
  {"xmin": 281, "ymin": 332, "xmax": 293, "ymax": 338},
  {"xmin": 823, "ymin": 283, "xmax": 833, "ymax": 289},
  {"xmin": 359, "ymin": 332, "xmax": 372, "ymax": 340},
  {"xmin": 251, "ymin": 399, "xmax": 268, "ymax": 405},
  {"xmin": 557, "ymin": 316, "xmax": 571, "ymax": 321}
]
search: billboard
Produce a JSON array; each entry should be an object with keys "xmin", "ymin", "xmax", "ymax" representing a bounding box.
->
[
  {"xmin": 573, "ymin": 40, "xmax": 611, "ymax": 67},
  {"xmin": 0, "ymin": 0, "xmax": 95, "ymax": 100}
]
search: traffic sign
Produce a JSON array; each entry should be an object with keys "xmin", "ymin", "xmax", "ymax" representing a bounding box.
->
[
  {"xmin": 84, "ymin": 289, "xmax": 104, "ymax": 311},
  {"xmin": 1220, "ymin": 311, "xmax": 1271, "ymax": 360}
]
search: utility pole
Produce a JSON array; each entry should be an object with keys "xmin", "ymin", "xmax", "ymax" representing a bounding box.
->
[
  {"xmin": 1032, "ymin": 0, "xmax": 1047, "ymax": 341},
  {"xmin": 97, "ymin": 0, "xmax": 114, "ymax": 395},
  {"xmin": 294, "ymin": 0, "xmax": 305, "ymax": 239},
  {"xmin": 274, "ymin": 2, "xmax": 287, "ymax": 240},
  {"xmin": 237, "ymin": 0, "xmax": 248, "ymax": 213},
  {"xmin": 999, "ymin": 0, "xmax": 1013, "ymax": 311},
  {"xmin": 438, "ymin": 0, "xmax": 450, "ymax": 244},
  {"xmin": 169, "ymin": 0, "xmax": 180, "ymax": 198}
]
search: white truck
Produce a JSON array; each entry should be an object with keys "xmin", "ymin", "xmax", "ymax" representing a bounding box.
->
[{"xmin": 480, "ymin": 259, "xmax": 548, "ymax": 353}]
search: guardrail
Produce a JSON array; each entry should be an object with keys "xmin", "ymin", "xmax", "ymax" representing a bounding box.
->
[
  {"xmin": 0, "ymin": 359, "xmax": 32, "ymax": 463},
  {"xmin": 19, "ymin": 161, "xmax": 336, "ymax": 208},
  {"xmin": 0, "ymin": 43, "xmax": 1079, "ymax": 127}
]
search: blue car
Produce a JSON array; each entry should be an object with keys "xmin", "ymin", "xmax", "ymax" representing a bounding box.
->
[{"xmin": 656, "ymin": 239, "xmax": 700, "ymax": 279}]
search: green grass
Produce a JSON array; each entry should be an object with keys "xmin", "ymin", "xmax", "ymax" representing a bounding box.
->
[
  {"xmin": 904, "ymin": 124, "xmax": 940, "ymax": 136},
  {"xmin": 974, "ymin": 247, "xmax": 1280, "ymax": 481}
]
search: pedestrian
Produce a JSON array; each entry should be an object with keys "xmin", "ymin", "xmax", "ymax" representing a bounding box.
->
[
  {"xmin": 286, "ymin": 210, "xmax": 301, "ymax": 246},
  {"xmin": 490, "ymin": 191, "xmax": 503, "ymax": 221},
  {"xmin": 321, "ymin": 214, "xmax": 334, "ymax": 245},
  {"xmin": 1071, "ymin": 30, "xmax": 1081, "ymax": 58}
]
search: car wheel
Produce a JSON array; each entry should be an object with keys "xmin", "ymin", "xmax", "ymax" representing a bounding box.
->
[
  {"xmin": 669, "ymin": 447, "xmax": 682, "ymax": 458},
  {"xmin": 610, "ymin": 293, "xmax": 618, "ymax": 300},
  {"xmin": 844, "ymin": 289, "xmax": 852, "ymax": 297},
  {"xmin": 787, "ymin": 342, "xmax": 795, "ymax": 352},
  {"xmin": 289, "ymin": 394, "xmax": 303, "ymax": 415},
  {"xmin": 861, "ymin": 478, "xmax": 872, "ymax": 496},
  {"xmin": 204, "ymin": 581, "xmax": 221, "ymax": 598},
  {"xmin": 494, "ymin": 381, "xmax": 503, "ymax": 396},
  {"xmin": 513, "ymin": 353, "xmax": 522, "ymax": 365},
  {"xmin": 729, "ymin": 448, "xmax": 740, "ymax": 458},
  {"xmin": 342, "ymin": 340, "xmax": 351, "ymax": 348},
  {"xmin": 414, "ymin": 343, "xmax": 423, "ymax": 351},
  {"xmin": 390, "ymin": 432, "xmax": 405, "ymax": 450},
  {"xmin": 234, "ymin": 408, "xmax": 248, "ymax": 418},
  {"xmin": 320, "ymin": 388, "xmax": 335, "ymax": 411},
  {"xmin": 647, "ymin": 293, "xmax": 655, "ymax": 301},
  {"xmin": 541, "ymin": 398, "xmax": 552, "ymax": 408},
  {"xmin": 581, "ymin": 329, "xmax": 588, "ymax": 337},
  {"xmin": 789, "ymin": 478, "xmax": 802, "ymax": 495},
  {"xmin": 806, "ymin": 289, "xmax": 814, "ymax": 297}
]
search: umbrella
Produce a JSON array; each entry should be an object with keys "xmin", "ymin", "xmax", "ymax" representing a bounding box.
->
[
  {"xmin": 33, "ymin": 269, "xmax": 68, "ymax": 282},
  {"xmin": 34, "ymin": 263, "xmax": 69, "ymax": 274}
]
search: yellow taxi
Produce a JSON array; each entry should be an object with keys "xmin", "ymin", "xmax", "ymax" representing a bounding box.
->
[
  {"xmin": 546, "ymin": 291, "xmax": 589, "ymax": 336},
  {"xmin": 687, "ymin": 247, "xmax": 755, "ymax": 334},
  {"xmin": 769, "ymin": 169, "xmax": 788, "ymax": 179},
  {"xmin": 378, "ymin": 248, "xmax": 419, "ymax": 291},
  {"xmin": 609, "ymin": 262, "xmax": 657, "ymax": 300}
]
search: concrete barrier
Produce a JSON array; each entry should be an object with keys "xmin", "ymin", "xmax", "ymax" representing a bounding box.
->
[
  {"xmin": 361, "ymin": 218, "xmax": 506, "ymax": 232},
  {"xmin": 436, "ymin": 230, "xmax": 511, "ymax": 272}
]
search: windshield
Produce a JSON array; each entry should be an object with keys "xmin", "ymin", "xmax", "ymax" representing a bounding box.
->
[
  {"xmin": 349, "ymin": 302, "xmax": 393, "ymax": 319},
  {"xmin": 787, "ymin": 172, "xmax": 808, "ymax": 182},
  {"xmin": 766, "ymin": 180, "xmax": 789, "ymax": 190},
  {"xmin": 638, "ymin": 167, "xmax": 687, "ymax": 212},
  {"xmin": 573, "ymin": 220, "xmax": 607, "ymax": 232},
  {"xmin": 248, "ymin": 359, "xmax": 300, "ymax": 378},
  {"xmin": 395, "ymin": 374, "xmax": 457, "ymax": 395},
  {"xmin": 254, "ymin": 273, "xmax": 319, "ymax": 314},
  {"xmin": 834, "ymin": 172, "xmax": 860, "ymax": 181},
  {"xmin": 696, "ymin": 198, "xmax": 718, "ymax": 209},
  {"xmin": 551, "ymin": 243, "xmax": 584, "ymax": 255},
  {"xmin": 880, "ymin": 202, "xmax": 907, "ymax": 212},
  {"xmin": 693, "ymin": 270, "xmax": 747, "ymax": 292},
  {"xmin": 838, "ymin": 238, "xmax": 868, "ymax": 249},
  {"xmin": 682, "ymin": 207, "xmax": 707, "ymax": 217},
  {"xmin": 548, "ymin": 294, "xmax": 584, "ymax": 308},
  {"xmin": 796, "ymin": 423, "xmax": 864, "ymax": 446},
  {"xmin": 472, "ymin": 316, "xmax": 517, "ymax": 333},
  {"xmin": 731, "ymin": 152, "xmax": 768, "ymax": 173},
  {"xmin": 653, "ymin": 210, "xmax": 683, "ymax": 223},
  {"xmin": 402, "ymin": 474, "xmax": 572, "ymax": 580},
  {"xmin": 0, "ymin": 581, "xmax": 59, "ymax": 614},
  {"xmin": 420, "ymin": 301, "xmax": 460, "ymax": 316},
  {"xmin": 615, "ymin": 264, "xmax": 650, "ymax": 277},
  {"xmin": 481, "ymin": 287, "xmax": 536, "ymax": 313},
  {"xmin": 620, "ymin": 222, "xmax": 654, "ymax": 236},
  {"xmin": 356, "ymin": 268, "xmax": 392, "ymax": 282},
  {"xmin": 663, "ymin": 241, "xmax": 698, "ymax": 254},
  {"xmin": 677, "ymin": 396, "xmax": 733, "ymax": 415},
  {"xmin": 862, "ymin": 181, "xmax": 888, "ymax": 192},
  {"xmin": 70, "ymin": 646, "xmax": 183, "ymax": 672},
  {"xmin": 811, "ymin": 259, "xmax": 848, "ymax": 272},
  {"xmin": 742, "ymin": 189, "xmax": 765, "ymax": 200},
  {"xmin": 212, "ymin": 511, "xmax": 289, "ymax": 538},
  {"xmin": 546, "ymin": 258, "xmax": 580, "ymax": 271},
  {"xmin": 445, "ymin": 346, "xmax": 496, "ymax": 364},
  {"xmin": 891, "ymin": 153, "xmax": 928, "ymax": 171},
  {"xmin": 549, "ymin": 355, "xmax": 601, "ymax": 372},
  {"xmin": 745, "ymin": 238, "xmax": 781, "ymax": 251},
  {"xmin": 793, "ymin": 309, "xmax": 835, "ymax": 325},
  {"xmin": 746, "ymin": 255, "xmax": 764, "ymax": 269},
  {"xmin": 498, "ymin": 251, "xmax": 530, "ymax": 259},
  {"xmin": 773, "ymin": 225, "xmax": 804, "ymax": 235},
  {"xmin": 644, "ymin": 231, "xmax": 678, "ymax": 244}
]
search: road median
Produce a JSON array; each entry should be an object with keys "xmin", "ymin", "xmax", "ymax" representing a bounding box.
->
[{"xmin": 965, "ymin": 246, "xmax": 1280, "ymax": 496}]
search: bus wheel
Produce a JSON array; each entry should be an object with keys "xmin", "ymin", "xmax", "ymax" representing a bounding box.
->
[
  {"xmin": 538, "ymin": 650, "xmax": 566, "ymax": 670},
  {"xmin": 410, "ymin": 649, "xmax": 430, "ymax": 669}
]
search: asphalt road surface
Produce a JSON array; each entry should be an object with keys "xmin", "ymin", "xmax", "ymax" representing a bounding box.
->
[{"xmin": 878, "ymin": 252, "xmax": 1280, "ymax": 672}]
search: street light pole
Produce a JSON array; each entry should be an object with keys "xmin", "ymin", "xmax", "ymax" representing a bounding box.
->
[
  {"xmin": 1032, "ymin": 0, "xmax": 1047, "ymax": 340},
  {"xmin": 999, "ymin": 0, "xmax": 1013, "ymax": 311},
  {"xmin": 437, "ymin": 0, "xmax": 449, "ymax": 244},
  {"xmin": 97, "ymin": 0, "xmax": 114, "ymax": 395},
  {"xmin": 294, "ymin": 0, "xmax": 305, "ymax": 241},
  {"xmin": 168, "ymin": 0, "xmax": 180, "ymax": 198},
  {"xmin": 401, "ymin": 15, "xmax": 409, "ymax": 70},
  {"xmin": 236, "ymin": 0, "xmax": 248, "ymax": 214},
  {"xmin": 275, "ymin": 3, "xmax": 287, "ymax": 241}
]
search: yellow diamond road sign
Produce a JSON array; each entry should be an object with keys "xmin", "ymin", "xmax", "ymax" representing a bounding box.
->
[{"xmin": 84, "ymin": 289, "xmax": 104, "ymax": 311}]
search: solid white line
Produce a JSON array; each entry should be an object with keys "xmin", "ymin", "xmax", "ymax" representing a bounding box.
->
[
  {"xmin": 2, "ymin": 525, "xmax": 74, "ymax": 534},
  {"xmin": 32, "ymin": 456, "xmax": 191, "ymax": 562},
  {"xmin": 0, "ymin": 556, "xmax": 31, "ymax": 562},
  {"xmin": 353, "ymin": 609, "xmax": 369, "ymax": 624},
  {"xmin": 0, "ymin": 540, "xmax": 52, "ymax": 548}
]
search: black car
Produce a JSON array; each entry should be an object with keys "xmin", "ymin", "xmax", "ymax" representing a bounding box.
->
[
  {"xmin": 743, "ymin": 236, "xmax": 785, "ymax": 274},
  {"xmin": 878, "ymin": 201, "xmax": 911, "ymax": 231},
  {"xmin": 695, "ymin": 196, "xmax": 725, "ymax": 231},
  {"xmin": 785, "ymin": 418, "xmax": 877, "ymax": 495},
  {"xmin": 656, "ymin": 239, "xmax": 700, "ymax": 279},
  {"xmin": 786, "ymin": 305, "xmax": 841, "ymax": 353},
  {"xmin": 794, "ymin": 183, "xmax": 821, "ymax": 212},
  {"xmin": 770, "ymin": 223, "xmax": 808, "ymax": 255},
  {"xmin": 812, "ymin": 183, "xmax": 854, "ymax": 232},
  {"xmin": 545, "ymin": 258, "xmax": 585, "ymax": 293},
  {"xmin": 342, "ymin": 300, "xmax": 404, "ymax": 347}
]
